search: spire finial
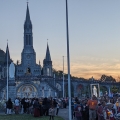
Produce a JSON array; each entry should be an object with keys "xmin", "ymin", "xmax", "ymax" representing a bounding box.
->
[
  {"xmin": 7, "ymin": 39, "xmax": 8, "ymax": 47},
  {"xmin": 47, "ymin": 39, "xmax": 49, "ymax": 47},
  {"xmin": 45, "ymin": 40, "xmax": 51, "ymax": 61},
  {"xmin": 27, "ymin": 0, "xmax": 29, "ymax": 4},
  {"xmin": 25, "ymin": 0, "xmax": 31, "ymax": 22}
]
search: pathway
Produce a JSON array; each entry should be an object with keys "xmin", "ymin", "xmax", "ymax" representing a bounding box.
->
[{"xmin": 58, "ymin": 108, "xmax": 69, "ymax": 120}]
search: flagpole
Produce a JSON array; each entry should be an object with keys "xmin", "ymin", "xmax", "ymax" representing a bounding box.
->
[
  {"xmin": 7, "ymin": 40, "xmax": 8, "ymax": 100},
  {"xmin": 63, "ymin": 56, "xmax": 64, "ymax": 98},
  {"xmin": 65, "ymin": 0, "xmax": 72, "ymax": 120}
]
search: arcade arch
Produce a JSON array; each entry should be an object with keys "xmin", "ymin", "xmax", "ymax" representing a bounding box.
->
[{"xmin": 17, "ymin": 84, "xmax": 38, "ymax": 98}]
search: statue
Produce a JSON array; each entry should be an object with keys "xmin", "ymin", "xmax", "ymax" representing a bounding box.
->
[
  {"xmin": 2, "ymin": 90, "xmax": 6, "ymax": 100},
  {"xmin": 93, "ymin": 86, "xmax": 97, "ymax": 97},
  {"xmin": 55, "ymin": 92, "xmax": 57, "ymax": 97},
  {"xmin": 26, "ymin": 87, "xmax": 31, "ymax": 97},
  {"xmin": 23, "ymin": 86, "xmax": 32, "ymax": 98},
  {"xmin": 9, "ymin": 62, "xmax": 15, "ymax": 78}
]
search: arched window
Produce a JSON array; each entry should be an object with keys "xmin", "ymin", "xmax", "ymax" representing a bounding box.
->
[
  {"xmin": 29, "ymin": 35, "xmax": 31, "ymax": 45},
  {"xmin": 26, "ymin": 35, "xmax": 28, "ymax": 45},
  {"xmin": 47, "ymin": 68, "xmax": 49, "ymax": 76}
]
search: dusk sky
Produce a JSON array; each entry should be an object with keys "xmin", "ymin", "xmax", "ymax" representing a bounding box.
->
[{"xmin": 1, "ymin": 0, "xmax": 120, "ymax": 80}]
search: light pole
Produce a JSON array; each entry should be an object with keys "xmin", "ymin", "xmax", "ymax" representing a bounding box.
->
[
  {"xmin": 7, "ymin": 41, "xmax": 8, "ymax": 100},
  {"xmin": 63, "ymin": 56, "xmax": 64, "ymax": 98},
  {"xmin": 65, "ymin": 0, "xmax": 72, "ymax": 120}
]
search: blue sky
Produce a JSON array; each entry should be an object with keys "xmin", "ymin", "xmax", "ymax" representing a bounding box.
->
[{"xmin": 1, "ymin": 0, "xmax": 120, "ymax": 80}]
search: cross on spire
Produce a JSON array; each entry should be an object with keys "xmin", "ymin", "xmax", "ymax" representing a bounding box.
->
[{"xmin": 27, "ymin": 0, "xmax": 29, "ymax": 4}]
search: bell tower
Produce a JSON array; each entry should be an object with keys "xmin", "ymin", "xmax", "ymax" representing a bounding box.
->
[{"xmin": 16, "ymin": 3, "xmax": 41, "ymax": 76}]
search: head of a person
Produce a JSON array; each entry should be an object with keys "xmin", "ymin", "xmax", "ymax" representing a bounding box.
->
[
  {"xmin": 111, "ymin": 99, "xmax": 115, "ymax": 104},
  {"xmin": 77, "ymin": 101, "xmax": 80, "ymax": 105},
  {"xmin": 36, "ymin": 98, "xmax": 38, "ymax": 101},
  {"xmin": 8, "ymin": 98, "xmax": 11, "ymax": 102},
  {"xmin": 106, "ymin": 103, "xmax": 112, "ymax": 110},
  {"xmin": 92, "ymin": 95, "xmax": 96, "ymax": 100},
  {"xmin": 101, "ymin": 101, "xmax": 106, "ymax": 107},
  {"xmin": 75, "ymin": 97, "xmax": 78, "ymax": 102},
  {"xmin": 118, "ymin": 97, "xmax": 120, "ymax": 102}
]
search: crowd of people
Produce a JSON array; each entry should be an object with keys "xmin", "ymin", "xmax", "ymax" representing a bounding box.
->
[
  {"xmin": 3, "ymin": 94, "xmax": 120, "ymax": 120},
  {"xmin": 71, "ymin": 95, "xmax": 120, "ymax": 120},
  {"xmin": 4, "ymin": 97, "xmax": 67, "ymax": 120}
]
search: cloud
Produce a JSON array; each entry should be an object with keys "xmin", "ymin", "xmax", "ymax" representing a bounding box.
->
[
  {"xmin": 53, "ymin": 56, "xmax": 120, "ymax": 79},
  {"xmin": 10, "ymin": 54, "xmax": 120, "ymax": 80}
]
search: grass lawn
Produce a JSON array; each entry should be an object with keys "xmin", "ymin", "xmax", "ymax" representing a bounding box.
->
[{"xmin": 0, "ymin": 114, "xmax": 64, "ymax": 120}]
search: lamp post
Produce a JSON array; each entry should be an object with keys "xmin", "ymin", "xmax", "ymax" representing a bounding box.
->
[
  {"xmin": 7, "ymin": 41, "xmax": 8, "ymax": 100},
  {"xmin": 63, "ymin": 56, "xmax": 64, "ymax": 98},
  {"xmin": 65, "ymin": 0, "xmax": 72, "ymax": 120}
]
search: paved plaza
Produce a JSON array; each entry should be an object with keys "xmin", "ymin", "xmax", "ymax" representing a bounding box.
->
[{"xmin": 58, "ymin": 108, "xmax": 69, "ymax": 120}]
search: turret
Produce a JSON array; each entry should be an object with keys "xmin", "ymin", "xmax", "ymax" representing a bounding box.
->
[
  {"xmin": 43, "ymin": 43, "xmax": 52, "ymax": 76},
  {"xmin": 4, "ymin": 43, "xmax": 12, "ymax": 65}
]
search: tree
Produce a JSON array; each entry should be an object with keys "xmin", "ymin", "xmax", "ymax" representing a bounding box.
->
[
  {"xmin": 111, "ymin": 86, "xmax": 119, "ymax": 93},
  {"xmin": 100, "ymin": 75, "xmax": 116, "ymax": 82}
]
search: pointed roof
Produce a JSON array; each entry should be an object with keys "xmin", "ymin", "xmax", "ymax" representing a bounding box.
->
[
  {"xmin": 25, "ymin": 3, "xmax": 31, "ymax": 23},
  {"xmin": 45, "ymin": 43, "xmax": 51, "ymax": 61},
  {"xmin": 4, "ymin": 43, "xmax": 11, "ymax": 65}
]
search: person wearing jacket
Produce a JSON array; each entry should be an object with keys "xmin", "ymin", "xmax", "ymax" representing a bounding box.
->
[
  {"xmin": 74, "ymin": 102, "xmax": 82, "ymax": 120},
  {"xmin": 33, "ymin": 98, "xmax": 40, "ymax": 117},
  {"xmin": 6, "ymin": 98, "xmax": 13, "ymax": 115},
  {"xmin": 97, "ymin": 101, "xmax": 106, "ymax": 120},
  {"xmin": 49, "ymin": 105, "xmax": 55, "ymax": 120}
]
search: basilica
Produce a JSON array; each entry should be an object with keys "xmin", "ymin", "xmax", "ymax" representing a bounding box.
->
[
  {"xmin": 0, "ymin": 4, "xmax": 62, "ymax": 100},
  {"xmin": 0, "ymin": 4, "xmax": 119, "ymax": 101}
]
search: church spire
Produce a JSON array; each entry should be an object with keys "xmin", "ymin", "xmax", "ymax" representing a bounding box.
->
[
  {"xmin": 43, "ymin": 42, "xmax": 52, "ymax": 76},
  {"xmin": 4, "ymin": 43, "xmax": 11, "ymax": 65},
  {"xmin": 45, "ymin": 43, "xmax": 51, "ymax": 61},
  {"xmin": 25, "ymin": 3, "xmax": 31, "ymax": 22},
  {"xmin": 24, "ymin": 3, "xmax": 33, "ymax": 47}
]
